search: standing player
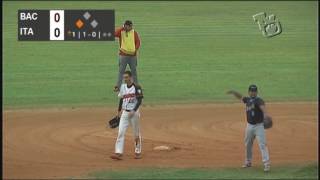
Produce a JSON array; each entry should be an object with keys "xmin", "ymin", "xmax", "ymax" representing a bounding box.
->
[
  {"xmin": 227, "ymin": 85, "xmax": 271, "ymax": 172},
  {"xmin": 114, "ymin": 20, "xmax": 141, "ymax": 92},
  {"xmin": 110, "ymin": 71, "xmax": 143, "ymax": 160}
]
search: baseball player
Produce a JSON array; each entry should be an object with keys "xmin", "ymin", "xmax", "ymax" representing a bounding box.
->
[
  {"xmin": 114, "ymin": 20, "xmax": 141, "ymax": 92},
  {"xmin": 110, "ymin": 70, "xmax": 143, "ymax": 160},
  {"xmin": 227, "ymin": 85, "xmax": 271, "ymax": 172}
]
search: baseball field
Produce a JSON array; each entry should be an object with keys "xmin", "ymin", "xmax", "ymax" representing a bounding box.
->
[{"xmin": 3, "ymin": 1, "xmax": 318, "ymax": 179}]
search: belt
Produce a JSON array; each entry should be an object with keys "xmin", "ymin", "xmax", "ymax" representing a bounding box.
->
[{"xmin": 124, "ymin": 109, "xmax": 132, "ymax": 112}]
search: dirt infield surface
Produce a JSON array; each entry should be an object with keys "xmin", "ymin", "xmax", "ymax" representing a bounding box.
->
[{"xmin": 3, "ymin": 102, "xmax": 318, "ymax": 179}]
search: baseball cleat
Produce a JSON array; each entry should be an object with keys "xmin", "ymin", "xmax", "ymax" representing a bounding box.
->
[
  {"xmin": 110, "ymin": 153, "xmax": 122, "ymax": 160},
  {"xmin": 264, "ymin": 164, "xmax": 271, "ymax": 172},
  {"xmin": 242, "ymin": 162, "xmax": 252, "ymax": 168},
  {"xmin": 134, "ymin": 153, "xmax": 142, "ymax": 159}
]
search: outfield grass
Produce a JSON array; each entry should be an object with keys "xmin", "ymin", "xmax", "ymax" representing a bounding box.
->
[
  {"xmin": 87, "ymin": 163, "xmax": 318, "ymax": 179},
  {"xmin": 3, "ymin": 1, "xmax": 318, "ymax": 108}
]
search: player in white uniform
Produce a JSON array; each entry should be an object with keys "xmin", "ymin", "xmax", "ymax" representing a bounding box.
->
[{"xmin": 110, "ymin": 70, "xmax": 143, "ymax": 160}]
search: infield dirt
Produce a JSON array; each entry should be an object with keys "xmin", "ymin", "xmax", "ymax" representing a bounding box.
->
[{"xmin": 3, "ymin": 102, "xmax": 318, "ymax": 179}]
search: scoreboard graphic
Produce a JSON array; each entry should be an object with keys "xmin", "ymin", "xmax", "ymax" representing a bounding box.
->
[{"xmin": 18, "ymin": 10, "xmax": 115, "ymax": 41}]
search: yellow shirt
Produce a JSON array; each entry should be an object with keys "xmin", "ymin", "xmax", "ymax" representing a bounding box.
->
[{"xmin": 120, "ymin": 30, "xmax": 136, "ymax": 55}]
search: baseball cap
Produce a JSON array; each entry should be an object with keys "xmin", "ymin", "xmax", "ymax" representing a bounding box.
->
[
  {"xmin": 124, "ymin": 20, "xmax": 133, "ymax": 26},
  {"xmin": 248, "ymin": 84, "xmax": 258, "ymax": 92}
]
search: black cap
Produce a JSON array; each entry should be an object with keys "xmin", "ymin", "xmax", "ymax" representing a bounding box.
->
[
  {"xmin": 248, "ymin": 84, "xmax": 258, "ymax": 92},
  {"xmin": 124, "ymin": 20, "xmax": 133, "ymax": 26}
]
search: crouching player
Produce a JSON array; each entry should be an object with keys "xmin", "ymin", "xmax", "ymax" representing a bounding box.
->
[{"xmin": 110, "ymin": 71, "xmax": 143, "ymax": 160}]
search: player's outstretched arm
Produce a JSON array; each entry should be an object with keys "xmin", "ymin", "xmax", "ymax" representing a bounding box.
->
[{"xmin": 226, "ymin": 90, "xmax": 243, "ymax": 100}]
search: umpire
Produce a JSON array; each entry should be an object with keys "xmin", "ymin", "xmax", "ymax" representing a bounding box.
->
[{"xmin": 114, "ymin": 20, "xmax": 141, "ymax": 92}]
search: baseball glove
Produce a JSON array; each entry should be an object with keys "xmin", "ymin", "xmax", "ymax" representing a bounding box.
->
[
  {"xmin": 108, "ymin": 116, "xmax": 120, "ymax": 129},
  {"xmin": 263, "ymin": 116, "xmax": 273, "ymax": 129}
]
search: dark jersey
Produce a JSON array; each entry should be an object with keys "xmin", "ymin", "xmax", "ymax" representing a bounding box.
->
[{"xmin": 242, "ymin": 96, "xmax": 265, "ymax": 124}]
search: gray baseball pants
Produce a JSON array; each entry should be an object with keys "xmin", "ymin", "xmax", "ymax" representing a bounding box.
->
[
  {"xmin": 117, "ymin": 55, "xmax": 138, "ymax": 88},
  {"xmin": 245, "ymin": 122, "xmax": 270, "ymax": 165}
]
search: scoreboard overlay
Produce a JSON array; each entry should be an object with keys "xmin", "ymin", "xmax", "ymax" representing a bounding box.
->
[{"xmin": 18, "ymin": 10, "xmax": 115, "ymax": 41}]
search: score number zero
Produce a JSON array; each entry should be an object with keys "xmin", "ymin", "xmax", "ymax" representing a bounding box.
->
[{"xmin": 50, "ymin": 10, "xmax": 64, "ymax": 40}]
